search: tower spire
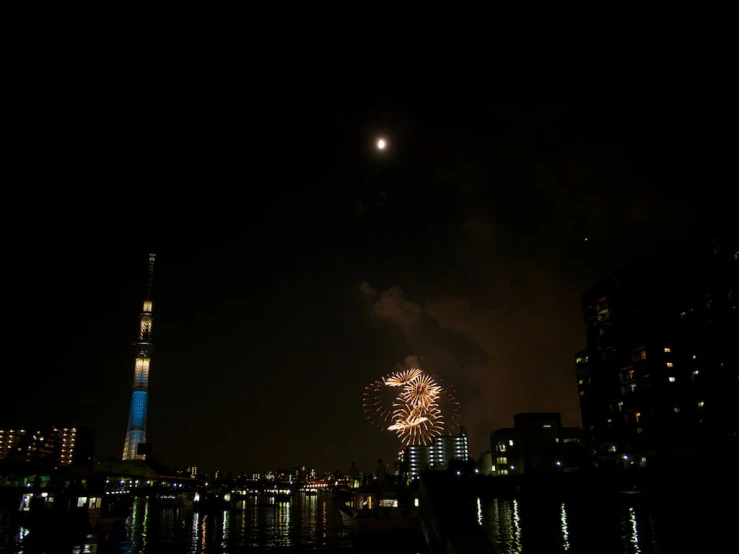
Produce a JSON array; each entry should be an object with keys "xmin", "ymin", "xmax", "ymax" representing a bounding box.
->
[
  {"xmin": 147, "ymin": 253, "xmax": 156, "ymax": 300},
  {"xmin": 122, "ymin": 253, "xmax": 156, "ymax": 461}
]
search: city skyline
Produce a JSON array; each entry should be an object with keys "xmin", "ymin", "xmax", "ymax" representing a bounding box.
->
[{"xmin": 3, "ymin": 90, "xmax": 734, "ymax": 472}]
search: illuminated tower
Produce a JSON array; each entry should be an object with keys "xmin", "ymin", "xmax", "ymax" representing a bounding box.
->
[{"xmin": 122, "ymin": 253, "xmax": 156, "ymax": 461}]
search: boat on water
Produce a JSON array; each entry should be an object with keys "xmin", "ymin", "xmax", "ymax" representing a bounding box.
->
[
  {"xmin": 154, "ymin": 493, "xmax": 184, "ymax": 507},
  {"xmin": 16, "ymin": 488, "xmax": 126, "ymax": 532},
  {"xmin": 337, "ymin": 486, "xmax": 419, "ymax": 533},
  {"xmin": 265, "ymin": 487, "xmax": 293, "ymax": 502},
  {"xmin": 95, "ymin": 495, "xmax": 133, "ymax": 528}
]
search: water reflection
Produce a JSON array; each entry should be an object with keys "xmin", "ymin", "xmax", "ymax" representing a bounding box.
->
[
  {"xmin": 200, "ymin": 513, "xmax": 208, "ymax": 551},
  {"xmin": 45, "ymin": 491, "xmax": 353, "ymax": 552},
  {"xmin": 321, "ymin": 499, "xmax": 328, "ymax": 546},
  {"xmin": 627, "ymin": 506, "xmax": 640, "ymax": 554},
  {"xmin": 222, "ymin": 509, "xmax": 230, "ymax": 548},
  {"xmin": 560, "ymin": 503, "xmax": 569, "ymax": 552},
  {"xmin": 0, "ymin": 488, "xmax": 730, "ymax": 552},
  {"xmin": 484, "ymin": 497, "xmax": 522, "ymax": 553},
  {"xmin": 190, "ymin": 510, "xmax": 199, "ymax": 552},
  {"xmin": 479, "ymin": 495, "xmax": 664, "ymax": 553}
]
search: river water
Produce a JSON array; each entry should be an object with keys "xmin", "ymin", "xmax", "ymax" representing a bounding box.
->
[
  {"xmin": 0, "ymin": 493, "xmax": 354, "ymax": 553},
  {"xmin": 477, "ymin": 490, "xmax": 733, "ymax": 553},
  {"xmin": 1, "ymin": 489, "xmax": 732, "ymax": 552}
]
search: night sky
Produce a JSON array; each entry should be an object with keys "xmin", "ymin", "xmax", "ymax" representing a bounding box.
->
[{"xmin": 3, "ymin": 84, "xmax": 733, "ymax": 475}]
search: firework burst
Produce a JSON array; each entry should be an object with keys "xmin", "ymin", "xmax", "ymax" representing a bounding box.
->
[
  {"xmin": 363, "ymin": 366, "xmax": 460, "ymax": 446},
  {"xmin": 384, "ymin": 367, "xmax": 423, "ymax": 387}
]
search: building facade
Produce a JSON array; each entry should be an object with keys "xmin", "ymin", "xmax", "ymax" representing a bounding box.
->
[
  {"xmin": 122, "ymin": 253, "xmax": 156, "ymax": 461},
  {"xmin": 403, "ymin": 429, "xmax": 469, "ymax": 478},
  {"xmin": 490, "ymin": 413, "xmax": 584, "ymax": 475},
  {"xmin": 0, "ymin": 426, "xmax": 95, "ymax": 467},
  {"xmin": 576, "ymin": 241, "xmax": 738, "ymax": 466}
]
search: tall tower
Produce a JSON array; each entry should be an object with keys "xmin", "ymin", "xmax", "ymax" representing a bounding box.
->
[{"xmin": 122, "ymin": 253, "xmax": 156, "ymax": 461}]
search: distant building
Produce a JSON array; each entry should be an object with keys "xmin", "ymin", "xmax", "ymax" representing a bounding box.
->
[
  {"xmin": 0, "ymin": 426, "xmax": 95, "ymax": 468},
  {"xmin": 490, "ymin": 413, "xmax": 583, "ymax": 475},
  {"xmin": 576, "ymin": 241, "xmax": 738, "ymax": 466},
  {"xmin": 403, "ymin": 429, "xmax": 470, "ymax": 478}
]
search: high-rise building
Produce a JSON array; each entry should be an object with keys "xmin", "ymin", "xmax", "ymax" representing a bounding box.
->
[
  {"xmin": 576, "ymin": 241, "xmax": 738, "ymax": 465},
  {"xmin": 0, "ymin": 426, "xmax": 95, "ymax": 467},
  {"xmin": 122, "ymin": 253, "xmax": 156, "ymax": 461},
  {"xmin": 403, "ymin": 429, "xmax": 469, "ymax": 478}
]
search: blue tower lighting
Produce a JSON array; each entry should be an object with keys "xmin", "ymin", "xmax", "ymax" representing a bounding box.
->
[{"xmin": 122, "ymin": 253, "xmax": 156, "ymax": 460}]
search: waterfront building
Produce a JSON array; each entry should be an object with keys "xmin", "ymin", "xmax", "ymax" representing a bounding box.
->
[
  {"xmin": 490, "ymin": 413, "xmax": 583, "ymax": 475},
  {"xmin": 0, "ymin": 426, "xmax": 94, "ymax": 467},
  {"xmin": 122, "ymin": 253, "xmax": 156, "ymax": 461},
  {"xmin": 576, "ymin": 241, "xmax": 738, "ymax": 466}
]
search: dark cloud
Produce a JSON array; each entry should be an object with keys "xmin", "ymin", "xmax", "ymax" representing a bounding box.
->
[{"xmin": 360, "ymin": 282, "xmax": 423, "ymax": 338}]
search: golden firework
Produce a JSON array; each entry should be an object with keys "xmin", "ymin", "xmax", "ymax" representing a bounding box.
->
[
  {"xmin": 384, "ymin": 367, "xmax": 423, "ymax": 387},
  {"xmin": 363, "ymin": 367, "xmax": 460, "ymax": 446}
]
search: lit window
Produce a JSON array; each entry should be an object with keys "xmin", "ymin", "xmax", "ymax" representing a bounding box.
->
[
  {"xmin": 579, "ymin": 390, "xmax": 585, "ymax": 396},
  {"xmin": 680, "ymin": 311, "xmax": 686, "ymax": 317},
  {"xmin": 640, "ymin": 351, "xmax": 647, "ymax": 360},
  {"xmin": 668, "ymin": 376, "xmax": 676, "ymax": 382},
  {"xmin": 637, "ymin": 428, "xmax": 643, "ymax": 434},
  {"xmin": 692, "ymin": 370, "xmax": 700, "ymax": 376},
  {"xmin": 664, "ymin": 347, "xmax": 671, "ymax": 353},
  {"xmin": 666, "ymin": 362, "xmax": 674, "ymax": 368},
  {"xmin": 509, "ymin": 440, "xmax": 514, "ymax": 446},
  {"xmin": 635, "ymin": 412, "xmax": 641, "ymax": 422},
  {"xmin": 698, "ymin": 401, "xmax": 705, "ymax": 407},
  {"xmin": 673, "ymin": 407, "xmax": 680, "ymax": 413}
]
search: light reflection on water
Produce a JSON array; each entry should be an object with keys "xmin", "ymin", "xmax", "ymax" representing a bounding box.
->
[
  {"xmin": 6, "ymin": 489, "xmax": 728, "ymax": 552},
  {"xmin": 478, "ymin": 495, "xmax": 665, "ymax": 553},
  {"xmin": 560, "ymin": 502, "xmax": 569, "ymax": 552},
  {"xmin": 1, "ymin": 493, "xmax": 352, "ymax": 553},
  {"xmin": 121, "ymin": 493, "xmax": 349, "ymax": 552},
  {"xmin": 627, "ymin": 505, "xmax": 640, "ymax": 554}
]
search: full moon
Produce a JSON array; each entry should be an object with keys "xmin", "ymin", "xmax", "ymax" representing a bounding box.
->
[{"xmin": 376, "ymin": 138, "xmax": 387, "ymax": 150}]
